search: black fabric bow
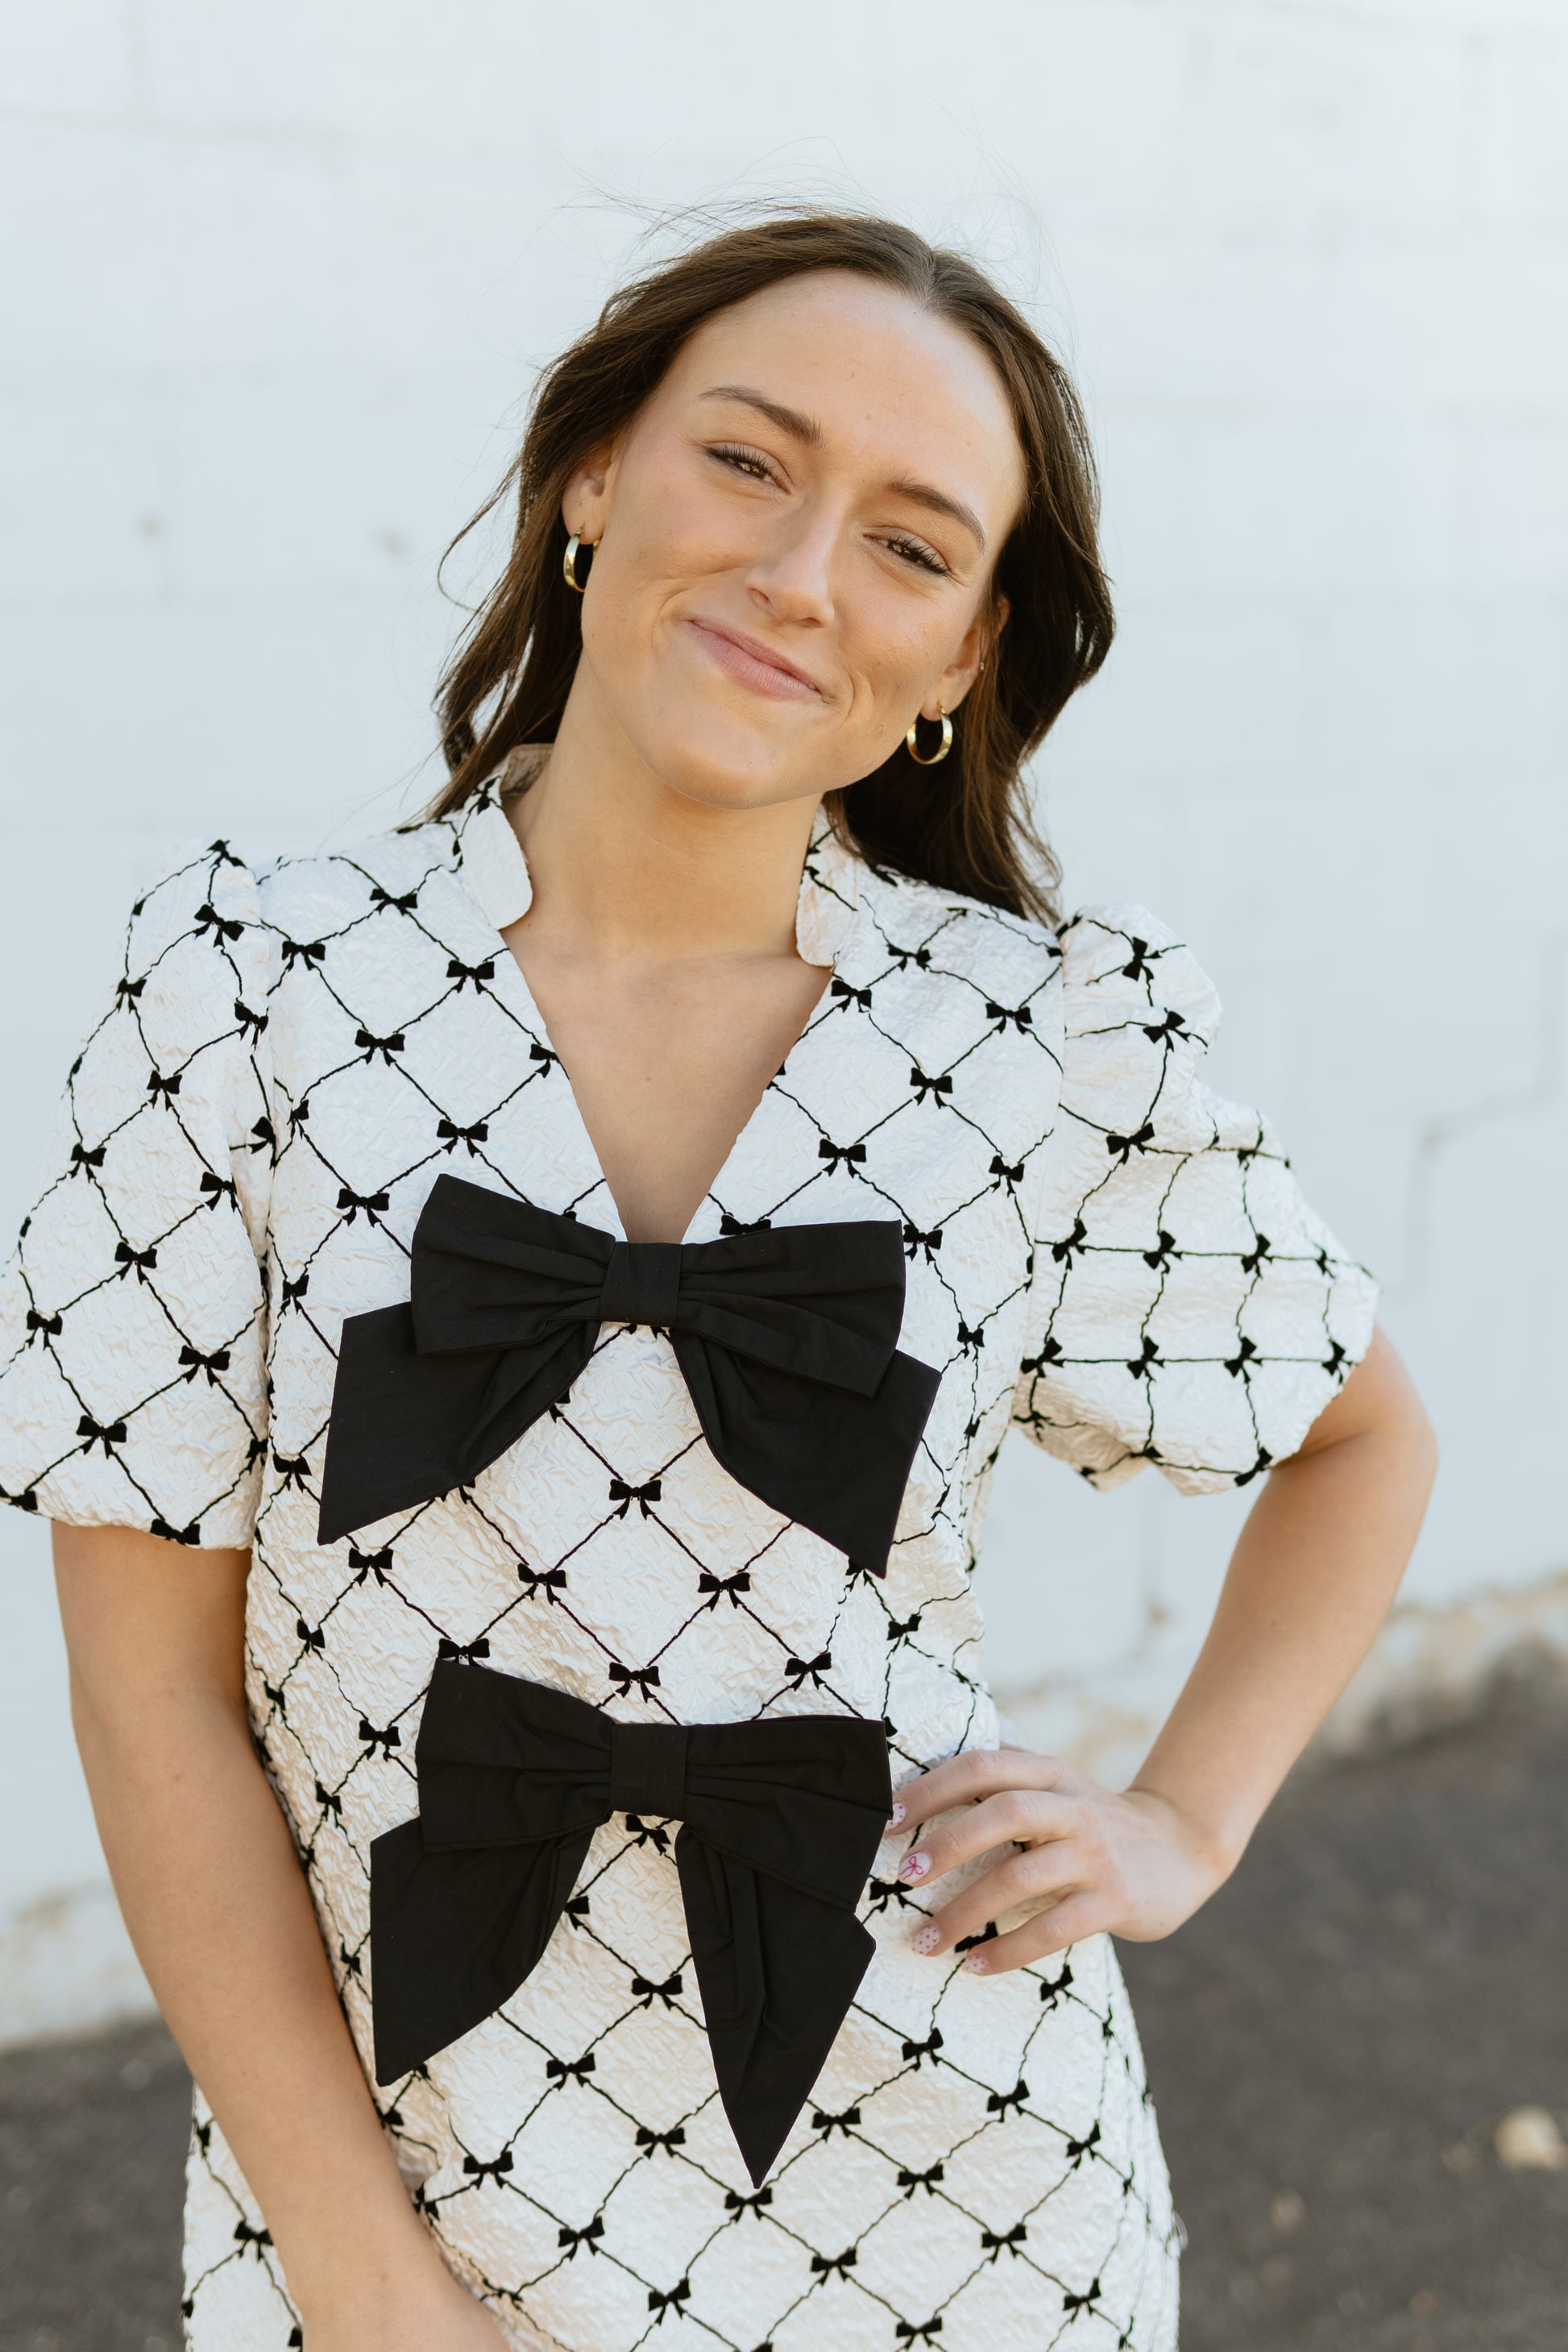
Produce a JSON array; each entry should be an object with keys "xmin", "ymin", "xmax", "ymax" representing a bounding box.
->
[
  {"xmin": 317, "ymin": 1176, "xmax": 940, "ymax": 1570},
  {"xmin": 370, "ymin": 1662, "xmax": 892, "ymax": 2184}
]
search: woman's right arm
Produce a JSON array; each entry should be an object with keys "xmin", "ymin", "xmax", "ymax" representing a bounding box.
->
[{"xmin": 53, "ymin": 1523, "xmax": 507, "ymax": 2350}]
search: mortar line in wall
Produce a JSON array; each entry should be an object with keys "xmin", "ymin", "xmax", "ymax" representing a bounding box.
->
[{"xmin": 1392, "ymin": 928, "xmax": 1568, "ymax": 1304}]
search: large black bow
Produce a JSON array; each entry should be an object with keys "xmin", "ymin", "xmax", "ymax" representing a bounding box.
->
[
  {"xmin": 317, "ymin": 1176, "xmax": 940, "ymax": 1569},
  {"xmin": 370, "ymin": 1663, "xmax": 892, "ymax": 2184}
]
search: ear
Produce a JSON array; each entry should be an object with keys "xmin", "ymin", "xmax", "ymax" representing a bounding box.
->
[
  {"xmin": 561, "ymin": 441, "xmax": 618, "ymax": 544},
  {"xmin": 927, "ymin": 592, "xmax": 1010, "ymax": 720}
]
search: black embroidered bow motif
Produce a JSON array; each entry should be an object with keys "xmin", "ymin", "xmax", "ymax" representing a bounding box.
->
[
  {"xmin": 368, "ymin": 1663, "xmax": 891, "ymax": 2186},
  {"xmin": 317, "ymin": 1176, "xmax": 940, "ymax": 1571},
  {"xmin": 699, "ymin": 1568, "xmax": 751, "ymax": 1607},
  {"xmin": 557, "ymin": 2216, "xmax": 604, "ymax": 2256},
  {"xmin": 608, "ymin": 1475, "xmax": 662, "ymax": 1516},
  {"xmin": 437, "ymin": 1117, "xmax": 489, "ymax": 1154}
]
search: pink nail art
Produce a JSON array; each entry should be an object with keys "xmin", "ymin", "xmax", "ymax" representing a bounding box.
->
[
  {"xmin": 889, "ymin": 1802, "xmax": 906, "ymax": 1826},
  {"xmin": 962, "ymin": 1952, "xmax": 988, "ymax": 1974},
  {"xmin": 898, "ymin": 1852, "xmax": 930, "ymax": 1883},
  {"xmin": 911, "ymin": 1924, "xmax": 940, "ymax": 1955}
]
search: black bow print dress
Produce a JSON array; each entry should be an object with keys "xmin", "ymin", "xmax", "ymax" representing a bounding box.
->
[{"xmin": 0, "ymin": 786, "xmax": 1375, "ymax": 2351}]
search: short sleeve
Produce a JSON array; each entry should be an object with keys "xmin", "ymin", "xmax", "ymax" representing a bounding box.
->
[
  {"xmin": 1011, "ymin": 906, "xmax": 1378, "ymax": 1492},
  {"xmin": 0, "ymin": 843, "xmax": 277, "ymax": 1545}
]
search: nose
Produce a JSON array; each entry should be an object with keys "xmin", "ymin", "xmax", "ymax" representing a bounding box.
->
[{"xmin": 742, "ymin": 500, "xmax": 838, "ymax": 628}]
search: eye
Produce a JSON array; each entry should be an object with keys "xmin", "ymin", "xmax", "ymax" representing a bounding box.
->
[
  {"xmin": 707, "ymin": 442, "xmax": 782, "ymax": 487},
  {"xmin": 877, "ymin": 532, "xmax": 949, "ymax": 577}
]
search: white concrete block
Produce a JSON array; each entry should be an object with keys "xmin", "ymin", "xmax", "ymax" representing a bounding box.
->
[
  {"xmin": 1180, "ymin": 771, "xmax": 1441, "ymax": 952},
  {"xmin": 1139, "ymin": 1479, "xmax": 1248, "ymax": 1662},
  {"xmin": 0, "ymin": 1881, "xmax": 156, "ymax": 2049},
  {"xmin": 1470, "ymin": 426, "xmax": 1568, "ymax": 590},
  {"xmin": 1277, "ymin": 935, "xmax": 1543, "ymax": 1125},
  {"xmin": 1055, "ymin": 591, "xmax": 1309, "ymax": 782},
  {"xmin": 0, "ymin": 385, "xmax": 172, "ymax": 600},
  {"xmin": 1077, "ymin": 226, "xmax": 1567, "ymax": 414},
  {"xmin": 166, "ymin": 373, "xmax": 483, "ymax": 598},
  {"xmin": 1184, "ymin": 414, "xmax": 1461, "ymax": 593},
  {"xmin": 327, "ymin": 599, "xmax": 467, "ymax": 820},
  {"xmin": 0, "ymin": 127, "xmax": 341, "ymax": 372},
  {"xmin": 1093, "ymin": 412, "xmax": 1195, "ymax": 595},
  {"xmin": 1331, "ymin": 243, "xmax": 1568, "ymax": 412},
  {"xmin": 1311, "ymin": 596, "xmax": 1562, "ymax": 776},
  {"xmin": 1190, "ymin": 12, "xmax": 1468, "ymax": 237},
  {"xmin": 1340, "ymin": 0, "xmax": 1562, "ymax": 27},
  {"xmin": 0, "ymin": 606, "xmax": 397, "ymax": 833},
  {"xmin": 1428, "ymin": 769, "xmax": 1568, "ymax": 937},
  {"xmin": 141, "ymin": 0, "xmax": 878, "ymax": 157},
  {"xmin": 557, "ymin": 1, "xmax": 879, "ymax": 159},
  {"xmin": 977, "ymin": 1437, "xmax": 1149, "ymax": 1690},
  {"xmin": 139, "ymin": 0, "xmax": 381, "ymax": 139},
  {"xmin": 1059, "ymin": 234, "xmax": 1332, "ymax": 409},
  {"xmin": 0, "ymin": 0, "xmax": 134, "ymax": 118},
  {"xmin": 1473, "ymin": 27, "xmax": 1568, "ymax": 229},
  {"xmin": 336, "ymin": 148, "xmax": 580, "ymax": 375},
  {"xmin": 0, "ymin": 1514, "xmax": 103, "ymax": 1909},
  {"xmin": 893, "ymin": 0, "xmax": 1193, "ymax": 234}
]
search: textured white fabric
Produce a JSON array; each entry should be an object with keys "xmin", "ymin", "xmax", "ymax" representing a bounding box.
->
[{"xmin": 0, "ymin": 786, "xmax": 1376, "ymax": 2351}]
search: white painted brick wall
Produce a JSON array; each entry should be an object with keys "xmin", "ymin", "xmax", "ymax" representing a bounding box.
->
[{"xmin": 2, "ymin": 0, "xmax": 1565, "ymax": 2035}]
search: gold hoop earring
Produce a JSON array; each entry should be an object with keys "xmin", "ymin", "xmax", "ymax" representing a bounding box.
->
[
  {"xmin": 906, "ymin": 705, "xmax": 953, "ymax": 765},
  {"xmin": 562, "ymin": 533, "xmax": 598, "ymax": 593}
]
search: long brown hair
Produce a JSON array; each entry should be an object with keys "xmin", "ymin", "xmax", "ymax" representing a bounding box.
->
[{"xmin": 430, "ymin": 211, "xmax": 1114, "ymax": 924}]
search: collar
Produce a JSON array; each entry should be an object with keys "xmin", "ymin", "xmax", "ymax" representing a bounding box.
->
[
  {"xmin": 449, "ymin": 773, "xmax": 862, "ymax": 970},
  {"xmin": 450, "ymin": 778, "xmax": 533, "ymax": 931}
]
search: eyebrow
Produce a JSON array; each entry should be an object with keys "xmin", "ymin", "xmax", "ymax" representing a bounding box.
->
[
  {"xmin": 697, "ymin": 384, "xmax": 988, "ymax": 554},
  {"xmin": 883, "ymin": 475, "xmax": 988, "ymax": 555},
  {"xmin": 700, "ymin": 384, "xmax": 823, "ymax": 448}
]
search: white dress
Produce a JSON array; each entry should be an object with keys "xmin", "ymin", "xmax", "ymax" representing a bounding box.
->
[{"xmin": 0, "ymin": 782, "xmax": 1375, "ymax": 2351}]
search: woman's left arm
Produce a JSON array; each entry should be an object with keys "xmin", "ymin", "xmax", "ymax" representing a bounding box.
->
[{"xmin": 894, "ymin": 1325, "xmax": 1437, "ymax": 1971}]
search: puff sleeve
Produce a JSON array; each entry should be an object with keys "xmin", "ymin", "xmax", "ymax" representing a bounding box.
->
[
  {"xmin": 0, "ymin": 843, "xmax": 277, "ymax": 1545},
  {"xmin": 1011, "ymin": 906, "xmax": 1377, "ymax": 1491}
]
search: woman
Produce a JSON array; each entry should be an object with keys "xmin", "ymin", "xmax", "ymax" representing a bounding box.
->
[{"xmin": 0, "ymin": 214, "xmax": 1433, "ymax": 2350}]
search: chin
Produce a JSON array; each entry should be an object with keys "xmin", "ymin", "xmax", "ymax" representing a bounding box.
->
[{"xmin": 631, "ymin": 716, "xmax": 836, "ymax": 816}]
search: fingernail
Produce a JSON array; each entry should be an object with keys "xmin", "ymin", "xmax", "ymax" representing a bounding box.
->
[
  {"xmin": 911, "ymin": 1923, "xmax": 940, "ymax": 1955},
  {"xmin": 898, "ymin": 1852, "xmax": 931, "ymax": 1883},
  {"xmin": 962, "ymin": 1952, "xmax": 988, "ymax": 1974},
  {"xmin": 889, "ymin": 1802, "xmax": 906, "ymax": 1826}
]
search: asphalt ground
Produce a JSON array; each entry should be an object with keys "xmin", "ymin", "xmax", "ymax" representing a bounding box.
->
[{"xmin": 3, "ymin": 1689, "xmax": 1566, "ymax": 2350}]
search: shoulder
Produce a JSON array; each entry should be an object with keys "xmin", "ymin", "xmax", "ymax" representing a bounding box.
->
[
  {"xmin": 1050, "ymin": 905, "xmax": 1235, "ymax": 1155},
  {"xmin": 251, "ymin": 819, "xmax": 461, "ymax": 942},
  {"xmin": 115, "ymin": 842, "xmax": 276, "ymax": 1056},
  {"xmin": 124, "ymin": 838, "xmax": 263, "ymax": 965},
  {"xmin": 118, "ymin": 815, "xmax": 475, "ymax": 1020},
  {"xmin": 1057, "ymin": 903, "xmax": 1222, "ymax": 1053},
  {"xmin": 852, "ymin": 861, "xmax": 1065, "ymax": 1012}
]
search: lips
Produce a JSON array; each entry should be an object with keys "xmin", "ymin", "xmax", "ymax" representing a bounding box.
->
[{"xmin": 684, "ymin": 616, "xmax": 823, "ymax": 703}]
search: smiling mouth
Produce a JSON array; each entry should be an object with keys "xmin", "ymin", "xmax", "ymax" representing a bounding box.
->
[{"xmin": 684, "ymin": 617, "xmax": 823, "ymax": 703}]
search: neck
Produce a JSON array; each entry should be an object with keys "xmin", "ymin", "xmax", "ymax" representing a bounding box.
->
[{"xmin": 505, "ymin": 675, "xmax": 821, "ymax": 967}]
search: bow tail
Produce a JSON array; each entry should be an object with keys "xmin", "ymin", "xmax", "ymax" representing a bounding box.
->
[
  {"xmin": 318, "ymin": 1303, "xmax": 591, "ymax": 1545},
  {"xmin": 675, "ymin": 1334, "xmax": 941, "ymax": 1572},
  {"xmin": 675, "ymin": 1827, "xmax": 875, "ymax": 2185},
  {"xmin": 368, "ymin": 1815, "xmax": 595, "ymax": 2084}
]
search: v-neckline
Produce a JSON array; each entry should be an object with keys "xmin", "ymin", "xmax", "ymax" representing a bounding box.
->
[{"xmin": 447, "ymin": 786, "xmax": 861, "ymax": 1247}]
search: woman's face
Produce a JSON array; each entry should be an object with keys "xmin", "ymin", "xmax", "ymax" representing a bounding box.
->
[{"xmin": 563, "ymin": 270, "xmax": 1027, "ymax": 812}]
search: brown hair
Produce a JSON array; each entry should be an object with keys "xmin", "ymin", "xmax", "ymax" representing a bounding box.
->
[{"xmin": 430, "ymin": 210, "xmax": 1114, "ymax": 924}]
